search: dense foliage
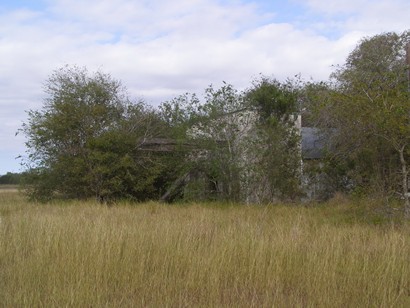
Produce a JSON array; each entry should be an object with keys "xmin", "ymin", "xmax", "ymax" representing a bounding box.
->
[
  {"xmin": 307, "ymin": 31, "xmax": 410, "ymax": 215},
  {"xmin": 246, "ymin": 77, "xmax": 302, "ymax": 201},
  {"xmin": 21, "ymin": 66, "xmax": 179, "ymax": 202},
  {"xmin": 158, "ymin": 78, "xmax": 302, "ymax": 203}
]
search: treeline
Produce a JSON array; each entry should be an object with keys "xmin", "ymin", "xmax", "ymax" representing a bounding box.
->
[
  {"xmin": 0, "ymin": 172, "xmax": 22, "ymax": 185},
  {"xmin": 19, "ymin": 31, "xmax": 410, "ymax": 216}
]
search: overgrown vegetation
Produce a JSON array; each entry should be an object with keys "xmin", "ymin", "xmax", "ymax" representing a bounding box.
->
[
  {"xmin": 17, "ymin": 30, "xmax": 410, "ymax": 217},
  {"xmin": 306, "ymin": 31, "xmax": 410, "ymax": 215},
  {"xmin": 20, "ymin": 66, "xmax": 183, "ymax": 202}
]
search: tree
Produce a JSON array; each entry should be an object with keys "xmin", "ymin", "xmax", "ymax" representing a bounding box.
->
[
  {"xmin": 21, "ymin": 66, "xmax": 169, "ymax": 202},
  {"xmin": 159, "ymin": 83, "xmax": 251, "ymax": 202},
  {"xmin": 160, "ymin": 78, "xmax": 304, "ymax": 203},
  {"xmin": 313, "ymin": 31, "xmax": 410, "ymax": 215},
  {"xmin": 244, "ymin": 76, "xmax": 303, "ymax": 202},
  {"xmin": 192, "ymin": 83, "xmax": 250, "ymax": 201}
]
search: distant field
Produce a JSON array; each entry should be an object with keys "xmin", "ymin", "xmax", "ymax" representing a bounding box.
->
[
  {"xmin": 0, "ymin": 191, "xmax": 409, "ymax": 307},
  {"xmin": 0, "ymin": 185, "xmax": 18, "ymax": 193}
]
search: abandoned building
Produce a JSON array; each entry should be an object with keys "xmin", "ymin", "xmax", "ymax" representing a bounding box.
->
[{"xmin": 140, "ymin": 110, "xmax": 326, "ymax": 203}]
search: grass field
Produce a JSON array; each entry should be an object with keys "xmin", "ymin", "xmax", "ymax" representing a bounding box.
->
[
  {"xmin": 0, "ymin": 184, "xmax": 19, "ymax": 193},
  {"xmin": 0, "ymin": 191, "xmax": 409, "ymax": 307}
]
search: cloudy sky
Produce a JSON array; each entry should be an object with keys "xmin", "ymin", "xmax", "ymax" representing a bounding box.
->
[{"xmin": 0, "ymin": 0, "xmax": 409, "ymax": 175}]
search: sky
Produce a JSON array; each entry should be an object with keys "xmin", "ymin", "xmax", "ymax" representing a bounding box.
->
[{"xmin": 0, "ymin": 0, "xmax": 409, "ymax": 175}]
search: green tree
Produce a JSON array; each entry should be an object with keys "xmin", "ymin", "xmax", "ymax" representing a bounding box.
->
[
  {"xmin": 21, "ymin": 66, "xmax": 169, "ymax": 202},
  {"xmin": 159, "ymin": 84, "xmax": 250, "ymax": 202},
  {"xmin": 314, "ymin": 31, "xmax": 410, "ymax": 215},
  {"xmin": 193, "ymin": 83, "xmax": 249, "ymax": 201},
  {"xmin": 245, "ymin": 76, "xmax": 302, "ymax": 202},
  {"xmin": 161, "ymin": 79, "xmax": 304, "ymax": 203},
  {"xmin": 159, "ymin": 92, "xmax": 202, "ymax": 138}
]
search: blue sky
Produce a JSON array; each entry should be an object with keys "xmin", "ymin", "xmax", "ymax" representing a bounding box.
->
[{"xmin": 0, "ymin": 0, "xmax": 409, "ymax": 175}]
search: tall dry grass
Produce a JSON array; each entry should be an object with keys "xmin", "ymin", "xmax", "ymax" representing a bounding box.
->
[{"xmin": 0, "ymin": 192, "xmax": 409, "ymax": 307}]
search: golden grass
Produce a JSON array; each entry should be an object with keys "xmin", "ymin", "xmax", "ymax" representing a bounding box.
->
[
  {"xmin": 0, "ymin": 185, "xmax": 19, "ymax": 193},
  {"xmin": 0, "ymin": 192, "xmax": 409, "ymax": 307}
]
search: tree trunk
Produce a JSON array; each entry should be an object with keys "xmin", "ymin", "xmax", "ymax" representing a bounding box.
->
[
  {"xmin": 399, "ymin": 146, "xmax": 410, "ymax": 218},
  {"xmin": 160, "ymin": 172, "xmax": 190, "ymax": 202}
]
